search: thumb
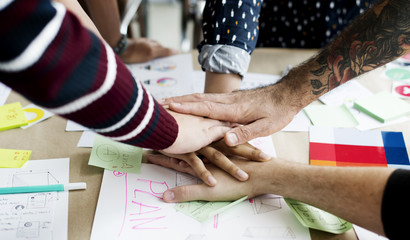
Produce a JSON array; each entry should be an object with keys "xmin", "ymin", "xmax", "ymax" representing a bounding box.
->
[
  {"xmin": 225, "ymin": 120, "xmax": 271, "ymax": 146},
  {"xmin": 162, "ymin": 185, "xmax": 208, "ymax": 203}
]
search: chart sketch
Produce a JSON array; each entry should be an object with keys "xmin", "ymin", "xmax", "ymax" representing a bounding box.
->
[
  {"xmin": 251, "ymin": 194, "xmax": 282, "ymax": 214},
  {"xmin": 243, "ymin": 226, "xmax": 296, "ymax": 239}
]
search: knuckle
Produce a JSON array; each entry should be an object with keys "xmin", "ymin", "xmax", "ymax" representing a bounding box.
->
[
  {"xmin": 211, "ymin": 151, "xmax": 225, "ymax": 162},
  {"xmin": 192, "ymin": 93, "xmax": 206, "ymax": 100},
  {"xmin": 237, "ymin": 126, "xmax": 253, "ymax": 141},
  {"xmin": 199, "ymin": 170, "xmax": 209, "ymax": 180},
  {"xmin": 178, "ymin": 186, "xmax": 191, "ymax": 200}
]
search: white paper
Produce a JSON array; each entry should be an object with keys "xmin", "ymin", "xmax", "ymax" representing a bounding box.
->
[
  {"xmin": 0, "ymin": 158, "xmax": 69, "ymax": 240},
  {"xmin": 319, "ymin": 80, "xmax": 373, "ymax": 106},
  {"xmin": 91, "ymin": 138, "xmax": 310, "ymax": 240},
  {"xmin": 0, "ymin": 82, "xmax": 11, "ymax": 106},
  {"xmin": 127, "ymin": 54, "xmax": 195, "ymax": 100},
  {"xmin": 281, "ymin": 111, "xmax": 312, "ymax": 132},
  {"xmin": 354, "ymin": 225, "xmax": 388, "ymax": 240},
  {"xmin": 77, "ymin": 131, "xmax": 96, "ymax": 148},
  {"xmin": 66, "ymin": 120, "xmax": 88, "ymax": 132}
]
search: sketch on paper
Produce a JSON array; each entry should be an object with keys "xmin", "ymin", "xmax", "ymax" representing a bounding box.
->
[
  {"xmin": 251, "ymin": 194, "xmax": 282, "ymax": 214},
  {"xmin": 12, "ymin": 170, "xmax": 60, "ymax": 187}
]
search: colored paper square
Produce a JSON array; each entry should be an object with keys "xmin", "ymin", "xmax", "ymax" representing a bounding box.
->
[
  {"xmin": 310, "ymin": 159, "xmax": 337, "ymax": 166},
  {"xmin": 88, "ymin": 134, "xmax": 143, "ymax": 173},
  {"xmin": 353, "ymin": 91, "xmax": 410, "ymax": 123},
  {"xmin": 310, "ymin": 143, "xmax": 337, "ymax": 162},
  {"xmin": 384, "ymin": 146, "xmax": 410, "ymax": 165},
  {"xmin": 381, "ymin": 131, "xmax": 407, "ymax": 148},
  {"xmin": 333, "ymin": 128, "xmax": 383, "ymax": 147},
  {"xmin": 334, "ymin": 144, "xmax": 387, "ymax": 166},
  {"xmin": 0, "ymin": 149, "xmax": 32, "ymax": 168},
  {"xmin": 0, "ymin": 102, "xmax": 28, "ymax": 131},
  {"xmin": 304, "ymin": 105, "xmax": 358, "ymax": 128}
]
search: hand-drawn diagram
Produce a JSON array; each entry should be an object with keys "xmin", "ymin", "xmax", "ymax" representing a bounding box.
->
[
  {"xmin": 251, "ymin": 195, "xmax": 282, "ymax": 214},
  {"xmin": 12, "ymin": 170, "xmax": 60, "ymax": 187},
  {"xmin": 243, "ymin": 226, "xmax": 296, "ymax": 239}
]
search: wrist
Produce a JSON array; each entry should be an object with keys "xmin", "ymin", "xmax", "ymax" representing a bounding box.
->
[
  {"xmin": 205, "ymin": 71, "xmax": 241, "ymax": 93},
  {"xmin": 113, "ymin": 34, "xmax": 129, "ymax": 55}
]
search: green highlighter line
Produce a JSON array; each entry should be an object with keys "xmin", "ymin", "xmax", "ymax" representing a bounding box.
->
[{"xmin": 0, "ymin": 182, "xmax": 87, "ymax": 194}]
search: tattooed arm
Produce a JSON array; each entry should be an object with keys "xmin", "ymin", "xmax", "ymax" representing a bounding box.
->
[{"xmin": 161, "ymin": 0, "xmax": 410, "ymax": 146}]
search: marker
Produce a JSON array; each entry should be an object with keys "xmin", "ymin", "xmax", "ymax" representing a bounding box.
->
[{"xmin": 0, "ymin": 182, "xmax": 87, "ymax": 195}]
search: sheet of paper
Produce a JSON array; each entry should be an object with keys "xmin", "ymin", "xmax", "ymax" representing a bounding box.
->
[
  {"xmin": 309, "ymin": 126, "xmax": 410, "ymax": 168},
  {"xmin": 88, "ymin": 134, "xmax": 143, "ymax": 173},
  {"xmin": 0, "ymin": 158, "xmax": 69, "ymax": 240},
  {"xmin": 65, "ymin": 120, "xmax": 88, "ymax": 131},
  {"xmin": 319, "ymin": 80, "xmax": 373, "ymax": 106},
  {"xmin": 285, "ymin": 198, "xmax": 352, "ymax": 234},
  {"xmin": 392, "ymin": 80, "xmax": 410, "ymax": 99},
  {"xmin": 354, "ymin": 91, "xmax": 410, "ymax": 123},
  {"xmin": 354, "ymin": 225, "xmax": 388, "ymax": 240},
  {"xmin": 91, "ymin": 137, "xmax": 310, "ymax": 240},
  {"xmin": 77, "ymin": 130, "xmax": 96, "ymax": 148},
  {"xmin": 281, "ymin": 110, "xmax": 312, "ymax": 132},
  {"xmin": 175, "ymin": 196, "xmax": 247, "ymax": 222},
  {"xmin": 127, "ymin": 54, "xmax": 195, "ymax": 100},
  {"xmin": 91, "ymin": 164, "xmax": 310, "ymax": 240},
  {"xmin": 0, "ymin": 102, "xmax": 28, "ymax": 131},
  {"xmin": 304, "ymin": 104, "xmax": 358, "ymax": 128},
  {"xmin": 0, "ymin": 149, "xmax": 31, "ymax": 168},
  {"xmin": 21, "ymin": 104, "xmax": 54, "ymax": 129},
  {"xmin": 0, "ymin": 82, "xmax": 11, "ymax": 106}
]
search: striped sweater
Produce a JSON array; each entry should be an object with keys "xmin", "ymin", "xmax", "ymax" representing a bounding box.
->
[{"xmin": 0, "ymin": 0, "xmax": 178, "ymax": 149}]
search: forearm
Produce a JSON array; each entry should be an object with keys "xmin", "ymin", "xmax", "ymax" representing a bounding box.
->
[
  {"xmin": 259, "ymin": 160, "xmax": 394, "ymax": 235},
  {"xmin": 54, "ymin": 0, "xmax": 101, "ymax": 38},
  {"xmin": 205, "ymin": 71, "xmax": 241, "ymax": 93},
  {"xmin": 274, "ymin": 0, "xmax": 410, "ymax": 111},
  {"xmin": 0, "ymin": 0, "xmax": 178, "ymax": 149}
]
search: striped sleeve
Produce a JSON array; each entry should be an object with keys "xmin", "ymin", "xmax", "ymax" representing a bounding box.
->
[{"xmin": 0, "ymin": 0, "xmax": 178, "ymax": 150}]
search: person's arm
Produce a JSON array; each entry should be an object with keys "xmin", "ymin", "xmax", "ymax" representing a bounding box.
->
[
  {"xmin": 84, "ymin": 0, "xmax": 177, "ymax": 63},
  {"xmin": 198, "ymin": 0, "xmax": 262, "ymax": 93},
  {"xmin": 147, "ymin": 154, "xmax": 395, "ymax": 237},
  {"xmin": 162, "ymin": 0, "xmax": 410, "ymax": 146},
  {"xmin": 0, "ymin": 0, "xmax": 230, "ymax": 154}
]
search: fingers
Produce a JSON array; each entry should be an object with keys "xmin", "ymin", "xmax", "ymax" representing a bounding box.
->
[
  {"xmin": 183, "ymin": 153, "xmax": 217, "ymax": 187},
  {"xmin": 163, "ymin": 185, "xmax": 209, "ymax": 203},
  {"xmin": 146, "ymin": 154, "xmax": 196, "ymax": 176},
  {"xmin": 199, "ymin": 147, "xmax": 249, "ymax": 181},
  {"xmin": 213, "ymin": 141, "xmax": 272, "ymax": 162},
  {"xmin": 154, "ymin": 46, "xmax": 178, "ymax": 59},
  {"xmin": 224, "ymin": 120, "xmax": 274, "ymax": 146}
]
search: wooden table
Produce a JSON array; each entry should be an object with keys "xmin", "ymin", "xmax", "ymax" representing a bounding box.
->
[{"xmin": 2, "ymin": 48, "xmax": 407, "ymax": 239}]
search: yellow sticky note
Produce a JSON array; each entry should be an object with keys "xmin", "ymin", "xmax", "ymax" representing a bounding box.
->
[
  {"xmin": 0, "ymin": 149, "xmax": 32, "ymax": 168},
  {"xmin": 0, "ymin": 102, "xmax": 28, "ymax": 131}
]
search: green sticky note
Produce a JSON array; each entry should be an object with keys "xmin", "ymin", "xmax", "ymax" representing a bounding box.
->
[
  {"xmin": 88, "ymin": 134, "xmax": 142, "ymax": 173},
  {"xmin": 0, "ymin": 102, "xmax": 28, "ymax": 131},
  {"xmin": 175, "ymin": 196, "xmax": 248, "ymax": 222},
  {"xmin": 0, "ymin": 149, "xmax": 32, "ymax": 168},
  {"xmin": 285, "ymin": 198, "xmax": 352, "ymax": 234},
  {"xmin": 353, "ymin": 91, "xmax": 410, "ymax": 123},
  {"xmin": 304, "ymin": 105, "xmax": 358, "ymax": 128}
]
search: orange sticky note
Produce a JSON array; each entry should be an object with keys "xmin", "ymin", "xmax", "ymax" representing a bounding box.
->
[
  {"xmin": 0, "ymin": 149, "xmax": 32, "ymax": 168},
  {"xmin": 0, "ymin": 102, "xmax": 28, "ymax": 131}
]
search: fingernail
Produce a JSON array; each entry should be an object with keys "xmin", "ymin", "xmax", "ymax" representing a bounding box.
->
[
  {"xmin": 163, "ymin": 191, "xmax": 175, "ymax": 201},
  {"xmin": 226, "ymin": 133, "xmax": 238, "ymax": 145},
  {"xmin": 260, "ymin": 152, "xmax": 272, "ymax": 161},
  {"xmin": 237, "ymin": 169, "xmax": 249, "ymax": 180},
  {"xmin": 208, "ymin": 176, "xmax": 217, "ymax": 186}
]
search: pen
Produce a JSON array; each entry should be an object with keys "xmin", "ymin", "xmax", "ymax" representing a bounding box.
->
[{"xmin": 0, "ymin": 182, "xmax": 87, "ymax": 194}]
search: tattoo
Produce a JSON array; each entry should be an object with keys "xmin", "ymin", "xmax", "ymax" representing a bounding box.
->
[{"xmin": 311, "ymin": 0, "xmax": 410, "ymax": 95}]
